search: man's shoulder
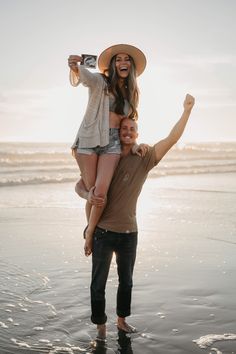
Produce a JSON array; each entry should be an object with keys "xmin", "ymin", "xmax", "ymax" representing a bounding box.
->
[
  {"xmin": 127, "ymin": 145, "xmax": 155, "ymax": 160},
  {"xmin": 120, "ymin": 145, "xmax": 156, "ymax": 167}
]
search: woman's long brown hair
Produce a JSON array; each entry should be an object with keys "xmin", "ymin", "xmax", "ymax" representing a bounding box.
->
[{"xmin": 103, "ymin": 55, "xmax": 139, "ymax": 119}]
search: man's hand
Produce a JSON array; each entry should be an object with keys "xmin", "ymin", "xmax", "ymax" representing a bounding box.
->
[
  {"xmin": 183, "ymin": 94, "xmax": 195, "ymax": 112},
  {"xmin": 132, "ymin": 143, "xmax": 149, "ymax": 157},
  {"xmin": 88, "ymin": 186, "xmax": 106, "ymax": 206}
]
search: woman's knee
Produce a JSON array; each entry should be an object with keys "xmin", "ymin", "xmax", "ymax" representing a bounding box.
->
[{"xmin": 75, "ymin": 178, "xmax": 93, "ymax": 194}]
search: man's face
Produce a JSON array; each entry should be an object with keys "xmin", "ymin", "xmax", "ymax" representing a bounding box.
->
[{"xmin": 119, "ymin": 118, "xmax": 138, "ymax": 146}]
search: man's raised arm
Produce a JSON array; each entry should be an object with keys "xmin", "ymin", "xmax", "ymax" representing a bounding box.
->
[{"xmin": 154, "ymin": 94, "xmax": 195, "ymax": 162}]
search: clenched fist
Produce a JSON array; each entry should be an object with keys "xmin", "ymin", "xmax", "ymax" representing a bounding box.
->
[
  {"xmin": 183, "ymin": 94, "xmax": 195, "ymax": 112},
  {"xmin": 68, "ymin": 55, "xmax": 81, "ymax": 72}
]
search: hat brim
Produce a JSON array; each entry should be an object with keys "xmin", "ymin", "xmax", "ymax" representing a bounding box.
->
[{"xmin": 98, "ymin": 44, "xmax": 146, "ymax": 77}]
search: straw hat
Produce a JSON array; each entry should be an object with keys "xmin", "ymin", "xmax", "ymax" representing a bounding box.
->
[{"xmin": 98, "ymin": 44, "xmax": 146, "ymax": 76}]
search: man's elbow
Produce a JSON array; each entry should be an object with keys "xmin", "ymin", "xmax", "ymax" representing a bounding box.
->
[{"xmin": 168, "ymin": 133, "xmax": 180, "ymax": 145}]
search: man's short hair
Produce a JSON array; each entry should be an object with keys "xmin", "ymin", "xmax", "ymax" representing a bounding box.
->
[{"xmin": 121, "ymin": 117, "xmax": 138, "ymax": 132}]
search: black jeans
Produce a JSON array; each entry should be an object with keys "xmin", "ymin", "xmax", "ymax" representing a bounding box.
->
[{"xmin": 90, "ymin": 227, "xmax": 138, "ymax": 325}]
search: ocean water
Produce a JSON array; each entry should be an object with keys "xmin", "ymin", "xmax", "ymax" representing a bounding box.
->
[
  {"xmin": 0, "ymin": 177, "xmax": 236, "ymax": 354},
  {"xmin": 0, "ymin": 142, "xmax": 236, "ymax": 187},
  {"xmin": 0, "ymin": 142, "xmax": 236, "ymax": 354}
]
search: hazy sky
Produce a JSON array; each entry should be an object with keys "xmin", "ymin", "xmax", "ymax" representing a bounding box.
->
[{"xmin": 0, "ymin": 0, "xmax": 235, "ymax": 143}]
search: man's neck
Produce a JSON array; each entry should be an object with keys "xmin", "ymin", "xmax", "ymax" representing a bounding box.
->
[{"xmin": 121, "ymin": 144, "xmax": 133, "ymax": 157}]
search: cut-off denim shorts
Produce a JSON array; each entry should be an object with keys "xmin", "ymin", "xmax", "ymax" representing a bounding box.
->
[{"xmin": 77, "ymin": 128, "xmax": 121, "ymax": 155}]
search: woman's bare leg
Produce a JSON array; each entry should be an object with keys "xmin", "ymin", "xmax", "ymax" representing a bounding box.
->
[
  {"xmin": 74, "ymin": 152, "xmax": 98, "ymax": 242},
  {"xmin": 74, "ymin": 151, "xmax": 98, "ymax": 190},
  {"xmin": 84, "ymin": 154, "xmax": 120, "ymax": 256},
  {"xmin": 75, "ymin": 178, "xmax": 92, "ymax": 222},
  {"xmin": 85, "ymin": 202, "xmax": 92, "ymax": 223}
]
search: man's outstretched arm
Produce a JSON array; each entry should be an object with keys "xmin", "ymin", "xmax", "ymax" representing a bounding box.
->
[{"xmin": 154, "ymin": 94, "xmax": 195, "ymax": 162}]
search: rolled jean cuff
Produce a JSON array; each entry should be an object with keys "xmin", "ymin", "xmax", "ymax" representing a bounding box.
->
[
  {"xmin": 117, "ymin": 309, "xmax": 131, "ymax": 318},
  {"xmin": 91, "ymin": 314, "xmax": 107, "ymax": 325}
]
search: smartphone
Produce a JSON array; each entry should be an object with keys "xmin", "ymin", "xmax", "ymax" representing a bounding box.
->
[{"xmin": 80, "ymin": 54, "xmax": 97, "ymax": 68}]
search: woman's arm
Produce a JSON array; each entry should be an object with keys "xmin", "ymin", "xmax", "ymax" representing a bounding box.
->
[
  {"xmin": 68, "ymin": 54, "xmax": 100, "ymax": 87},
  {"xmin": 154, "ymin": 94, "xmax": 195, "ymax": 162},
  {"xmin": 68, "ymin": 55, "xmax": 81, "ymax": 86}
]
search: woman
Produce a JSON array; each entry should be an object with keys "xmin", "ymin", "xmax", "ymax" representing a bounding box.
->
[{"xmin": 68, "ymin": 44, "xmax": 147, "ymax": 256}]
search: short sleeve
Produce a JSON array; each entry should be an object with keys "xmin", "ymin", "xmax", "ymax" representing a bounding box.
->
[{"xmin": 142, "ymin": 146, "xmax": 159, "ymax": 173}]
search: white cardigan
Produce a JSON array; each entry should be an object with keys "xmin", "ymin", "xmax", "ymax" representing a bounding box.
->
[{"xmin": 70, "ymin": 66, "xmax": 110, "ymax": 149}]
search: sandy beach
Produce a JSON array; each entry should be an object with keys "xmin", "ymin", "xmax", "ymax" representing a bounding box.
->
[{"xmin": 0, "ymin": 172, "xmax": 236, "ymax": 354}]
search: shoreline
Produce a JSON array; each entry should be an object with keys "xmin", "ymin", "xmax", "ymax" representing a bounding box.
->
[{"xmin": 1, "ymin": 172, "xmax": 235, "ymax": 211}]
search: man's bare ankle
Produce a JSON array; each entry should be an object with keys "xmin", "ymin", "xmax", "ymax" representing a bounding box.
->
[
  {"xmin": 117, "ymin": 316, "xmax": 125, "ymax": 325},
  {"xmin": 97, "ymin": 324, "xmax": 106, "ymax": 339}
]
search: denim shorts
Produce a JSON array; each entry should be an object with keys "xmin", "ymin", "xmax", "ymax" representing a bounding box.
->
[{"xmin": 77, "ymin": 128, "xmax": 121, "ymax": 155}]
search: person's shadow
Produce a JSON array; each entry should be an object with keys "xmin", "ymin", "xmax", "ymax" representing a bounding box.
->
[
  {"xmin": 91, "ymin": 329, "xmax": 134, "ymax": 354},
  {"xmin": 117, "ymin": 329, "xmax": 134, "ymax": 354},
  {"xmin": 91, "ymin": 340, "xmax": 107, "ymax": 354}
]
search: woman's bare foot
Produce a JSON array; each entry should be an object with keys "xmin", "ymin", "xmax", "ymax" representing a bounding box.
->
[
  {"xmin": 117, "ymin": 317, "xmax": 137, "ymax": 333},
  {"xmin": 84, "ymin": 231, "xmax": 93, "ymax": 256},
  {"xmin": 97, "ymin": 324, "xmax": 106, "ymax": 341}
]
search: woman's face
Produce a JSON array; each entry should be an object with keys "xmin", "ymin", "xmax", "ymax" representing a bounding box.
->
[{"xmin": 115, "ymin": 53, "xmax": 131, "ymax": 78}]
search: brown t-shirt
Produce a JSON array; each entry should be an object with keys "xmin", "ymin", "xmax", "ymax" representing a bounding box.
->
[{"xmin": 98, "ymin": 146, "xmax": 158, "ymax": 233}]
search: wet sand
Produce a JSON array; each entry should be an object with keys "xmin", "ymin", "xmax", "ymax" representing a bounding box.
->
[{"xmin": 0, "ymin": 173, "xmax": 236, "ymax": 354}]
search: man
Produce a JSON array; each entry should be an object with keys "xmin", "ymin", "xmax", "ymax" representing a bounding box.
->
[{"xmin": 77, "ymin": 94, "xmax": 195, "ymax": 341}]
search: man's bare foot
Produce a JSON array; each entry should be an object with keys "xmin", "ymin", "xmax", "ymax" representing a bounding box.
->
[
  {"xmin": 117, "ymin": 317, "xmax": 137, "ymax": 333},
  {"xmin": 97, "ymin": 324, "xmax": 106, "ymax": 341}
]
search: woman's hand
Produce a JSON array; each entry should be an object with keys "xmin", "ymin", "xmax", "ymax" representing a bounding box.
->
[
  {"xmin": 183, "ymin": 94, "xmax": 195, "ymax": 112},
  {"xmin": 68, "ymin": 55, "xmax": 81, "ymax": 72},
  {"xmin": 132, "ymin": 143, "xmax": 149, "ymax": 157}
]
